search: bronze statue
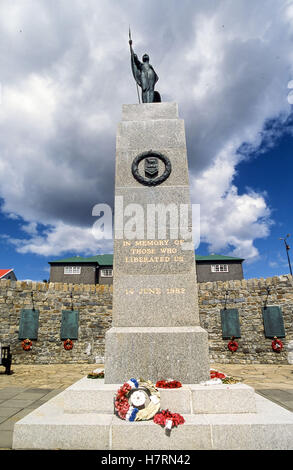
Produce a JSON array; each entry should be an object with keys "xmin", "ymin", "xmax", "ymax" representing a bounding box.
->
[{"xmin": 129, "ymin": 28, "xmax": 161, "ymax": 103}]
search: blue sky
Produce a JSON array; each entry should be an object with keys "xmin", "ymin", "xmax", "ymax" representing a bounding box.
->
[
  {"xmin": 235, "ymin": 120, "xmax": 293, "ymax": 279},
  {"xmin": 1, "ymin": 0, "xmax": 293, "ymax": 281},
  {"xmin": 0, "ymin": 207, "xmax": 51, "ymax": 281},
  {"xmin": 200, "ymin": 118, "xmax": 293, "ymax": 279}
]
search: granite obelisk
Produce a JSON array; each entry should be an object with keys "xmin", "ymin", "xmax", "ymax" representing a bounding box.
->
[{"xmin": 104, "ymin": 102, "xmax": 210, "ymax": 384}]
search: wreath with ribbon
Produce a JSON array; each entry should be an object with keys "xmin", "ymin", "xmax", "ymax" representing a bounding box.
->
[
  {"xmin": 272, "ymin": 337, "xmax": 283, "ymax": 353},
  {"xmin": 22, "ymin": 338, "xmax": 32, "ymax": 351},
  {"xmin": 63, "ymin": 338, "xmax": 73, "ymax": 350},
  {"xmin": 210, "ymin": 370, "xmax": 226, "ymax": 379},
  {"xmin": 153, "ymin": 409, "xmax": 185, "ymax": 434},
  {"xmin": 228, "ymin": 336, "xmax": 238, "ymax": 352},
  {"xmin": 114, "ymin": 378, "xmax": 160, "ymax": 422},
  {"xmin": 114, "ymin": 378, "xmax": 185, "ymax": 435},
  {"xmin": 156, "ymin": 379, "xmax": 182, "ymax": 389},
  {"xmin": 200, "ymin": 369, "xmax": 241, "ymax": 385}
]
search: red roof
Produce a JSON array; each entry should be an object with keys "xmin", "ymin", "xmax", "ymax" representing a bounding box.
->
[{"xmin": 0, "ymin": 269, "xmax": 13, "ymax": 279}]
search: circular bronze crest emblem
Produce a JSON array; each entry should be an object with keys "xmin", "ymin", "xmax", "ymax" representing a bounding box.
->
[{"xmin": 131, "ymin": 150, "xmax": 172, "ymax": 186}]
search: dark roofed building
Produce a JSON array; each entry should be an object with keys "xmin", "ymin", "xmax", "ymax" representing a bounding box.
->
[
  {"xmin": 49, "ymin": 253, "xmax": 244, "ymax": 285},
  {"xmin": 195, "ymin": 254, "xmax": 244, "ymax": 282},
  {"xmin": 49, "ymin": 255, "xmax": 113, "ymax": 285}
]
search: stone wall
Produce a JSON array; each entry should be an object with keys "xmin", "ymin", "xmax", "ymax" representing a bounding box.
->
[
  {"xmin": 0, "ymin": 274, "xmax": 292, "ymax": 365},
  {"xmin": 198, "ymin": 274, "xmax": 293, "ymax": 364},
  {"xmin": 0, "ymin": 280, "xmax": 112, "ymax": 364}
]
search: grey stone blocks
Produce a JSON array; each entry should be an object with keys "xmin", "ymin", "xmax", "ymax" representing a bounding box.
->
[{"xmin": 104, "ymin": 326, "xmax": 210, "ymax": 384}]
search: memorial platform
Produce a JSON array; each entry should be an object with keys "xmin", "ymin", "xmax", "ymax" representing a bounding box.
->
[{"xmin": 12, "ymin": 374, "xmax": 293, "ymax": 450}]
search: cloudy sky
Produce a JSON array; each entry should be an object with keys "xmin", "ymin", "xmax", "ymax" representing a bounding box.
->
[{"xmin": 1, "ymin": 0, "xmax": 293, "ymax": 281}]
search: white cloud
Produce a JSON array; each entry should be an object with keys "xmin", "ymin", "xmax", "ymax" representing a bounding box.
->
[
  {"xmin": 0, "ymin": 0, "xmax": 292, "ymax": 261},
  {"xmin": 20, "ymin": 221, "xmax": 38, "ymax": 236},
  {"xmin": 191, "ymin": 157, "xmax": 272, "ymax": 260},
  {"xmin": 9, "ymin": 221, "xmax": 113, "ymax": 257},
  {"xmin": 2, "ymin": 74, "xmax": 56, "ymax": 136}
]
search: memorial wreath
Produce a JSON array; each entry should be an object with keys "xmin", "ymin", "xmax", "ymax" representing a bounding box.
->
[
  {"xmin": 87, "ymin": 370, "xmax": 105, "ymax": 379},
  {"xmin": 153, "ymin": 409, "xmax": 185, "ymax": 433},
  {"xmin": 228, "ymin": 337, "xmax": 239, "ymax": 352},
  {"xmin": 21, "ymin": 338, "xmax": 32, "ymax": 351},
  {"xmin": 272, "ymin": 337, "xmax": 283, "ymax": 353},
  {"xmin": 63, "ymin": 338, "xmax": 73, "ymax": 350},
  {"xmin": 114, "ymin": 378, "xmax": 160, "ymax": 421},
  {"xmin": 200, "ymin": 369, "xmax": 241, "ymax": 385},
  {"xmin": 210, "ymin": 370, "xmax": 226, "ymax": 379},
  {"xmin": 155, "ymin": 379, "xmax": 182, "ymax": 389}
]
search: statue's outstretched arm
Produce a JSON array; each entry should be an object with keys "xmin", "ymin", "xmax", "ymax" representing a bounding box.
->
[
  {"xmin": 129, "ymin": 41, "xmax": 142, "ymax": 70},
  {"xmin": 133, "ymin": 54, "xmax": 142, "ymax": 70}
]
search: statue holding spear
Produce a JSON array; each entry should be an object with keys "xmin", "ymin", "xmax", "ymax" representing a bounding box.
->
[{"xmin": 129, "ymin": 27, "xmax": 161, "ymax": 104}]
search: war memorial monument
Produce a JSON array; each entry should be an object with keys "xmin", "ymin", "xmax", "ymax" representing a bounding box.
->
[{"xmin": 12, "ymin": 36, "xmax": 293, "ymax": 450}]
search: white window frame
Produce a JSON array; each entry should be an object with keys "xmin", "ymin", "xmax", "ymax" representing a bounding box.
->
[
  {"xmin": 64, "ymin": 266, "xmax": 81, "ymax": 275},
  {"xmin": 211, "ymin": 264, "xmax": 229, "ymax": 273},
  {"xmin": 100, "ymin": 268, "xmax": 113, "ymax": 277}
]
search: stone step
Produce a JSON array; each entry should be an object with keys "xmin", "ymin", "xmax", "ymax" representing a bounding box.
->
[
  {"xmin": 12, "ymin": 390, "xmax": 293, "ymax": 450},
  {"xmin": 62, "ymin": 376, "xmax": 257, "ymax": 415}
]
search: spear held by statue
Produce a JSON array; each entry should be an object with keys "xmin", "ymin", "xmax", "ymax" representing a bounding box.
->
[{"xmin": 129, "ymin": 27, "xmax": 141, "ymax": 104}]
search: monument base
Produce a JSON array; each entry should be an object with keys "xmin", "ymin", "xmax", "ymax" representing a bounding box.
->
[
  {"xmin": 104, "ymin": 326, "xmax": 210, "ymax": 384},
  {"xmin": 12, "ymin": 374, "xmax": 293, "ymax": 450}
]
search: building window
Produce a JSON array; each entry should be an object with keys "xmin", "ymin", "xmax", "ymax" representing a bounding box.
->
[
  {"xmin": 211, "ymin": 264, "xmax": 229, "ymax": 273},
  {"xmin": 64, "ymin": 266, "xmax": 81, "ymax": 275},
  {"xmin": 100, "ymin": 268, "xmax": 113, "ymax": 277}
]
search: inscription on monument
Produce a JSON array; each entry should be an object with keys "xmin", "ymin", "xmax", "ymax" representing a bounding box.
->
[
  {"xmin": 123, "ymin": 239, "xmax": 185, "ymax": 263},
  {"xmin": 117, "ymin": 238, "xmax": 189, "ymax": 275},
  {"xmin": 125, "ymin": 287, "xmax": 186, "ymax": 296}
]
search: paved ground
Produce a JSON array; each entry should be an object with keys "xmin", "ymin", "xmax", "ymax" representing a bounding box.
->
[{"xmin": 0, "ymin": 363, "xmax": 293, "ymax": 450}]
